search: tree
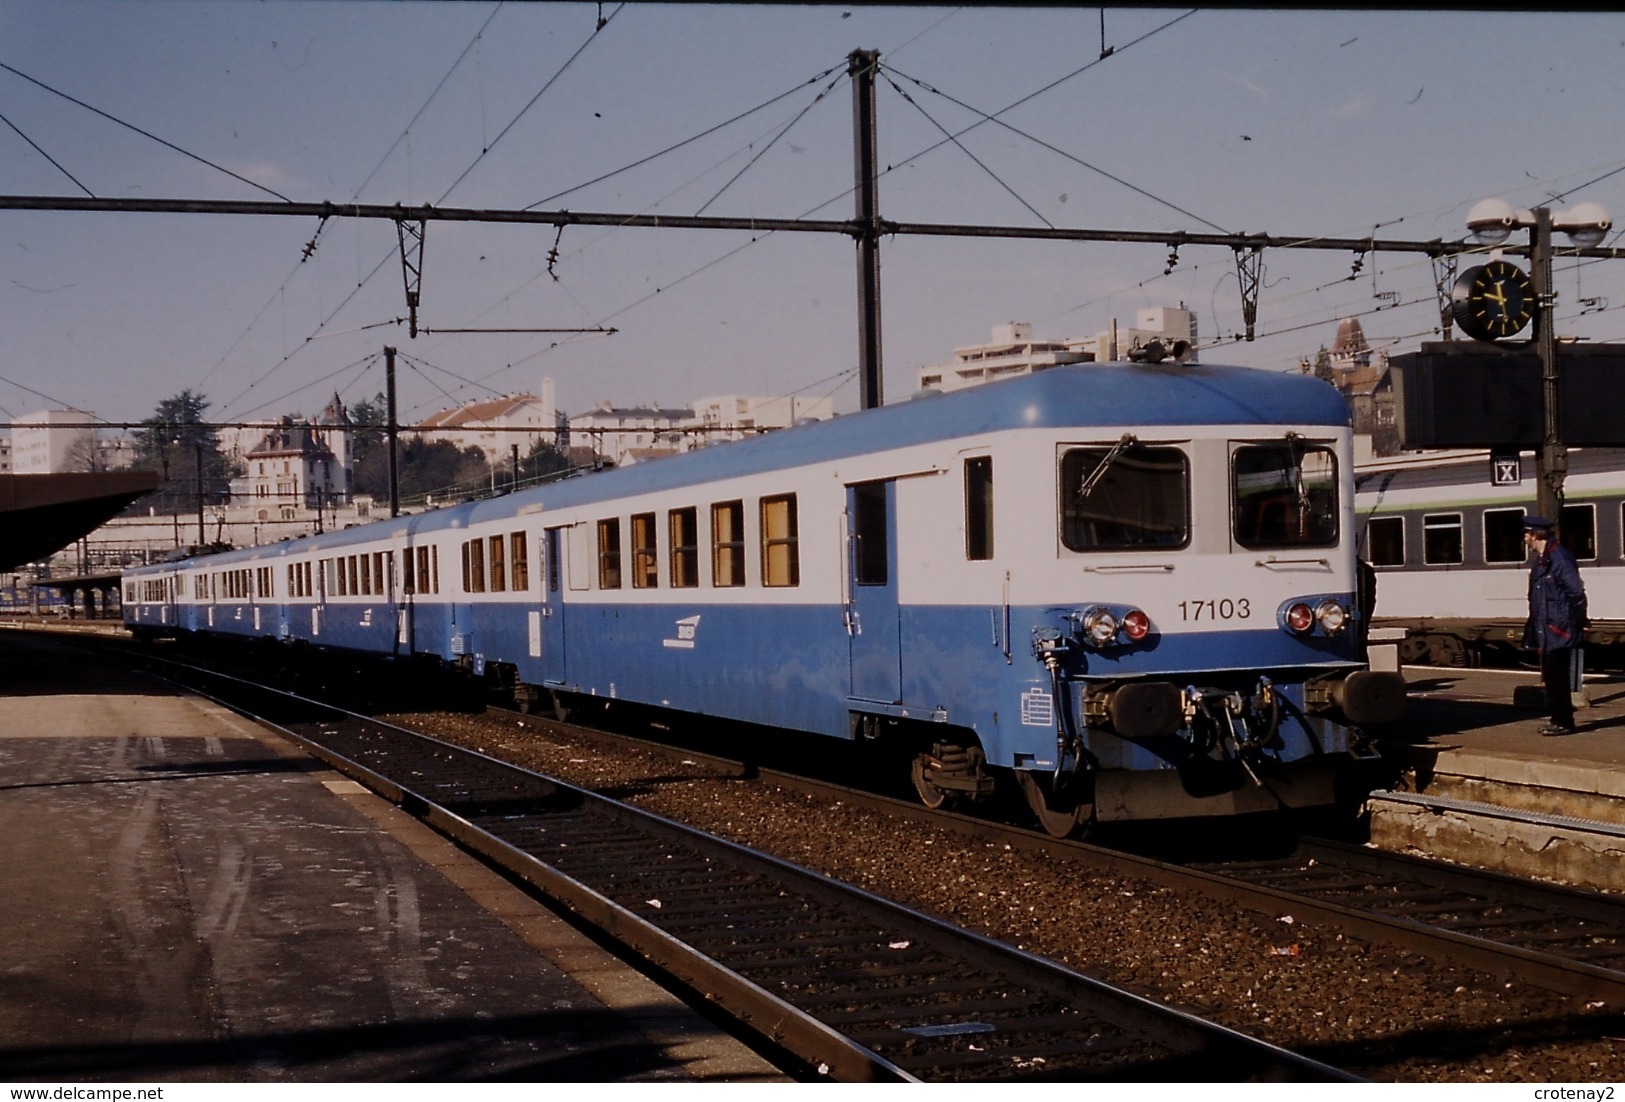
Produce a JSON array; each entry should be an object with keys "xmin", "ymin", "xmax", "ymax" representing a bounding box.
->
[
  {"xmin": 129, "ymin": 390, "xmax": 232, "ymax": 515},
  {"xmin": 1312, "ymin": 345, "xmax": 1335, "ymax": 383},
  {"xmin": 347, "ymin": 392, "xmax": 388, "ymax": 473},
  {"xmin": 519, "ymin": 438, "xmax": 572, "ymax": 485},
  {"xmin": 62, "ymin": 430, "xmax": 105, "ymax": 472}
]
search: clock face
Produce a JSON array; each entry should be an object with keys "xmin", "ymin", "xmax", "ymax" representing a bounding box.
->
[{"xmin": 1451, "ymin": 260, "xmax": 1535, "ymax": 341}]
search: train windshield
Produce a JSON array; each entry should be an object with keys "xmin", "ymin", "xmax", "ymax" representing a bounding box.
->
[
  {"xmin": 1060, "ymin": 443, "xmax": 1189, "ymax": 551},
  {"xmin": 1232, "ymin": 440, "xmax": 1339, "ymax": 549}
]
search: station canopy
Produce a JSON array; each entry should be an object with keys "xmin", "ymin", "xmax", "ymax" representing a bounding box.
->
[{"xmin": 0, "ymin": 471, "xmax": 159, "ymax": 572}]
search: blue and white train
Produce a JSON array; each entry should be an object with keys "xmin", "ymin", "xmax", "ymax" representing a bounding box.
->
[{"xmin": 123, "ymin": 362, "xmax": 1405, "ymax": 835}]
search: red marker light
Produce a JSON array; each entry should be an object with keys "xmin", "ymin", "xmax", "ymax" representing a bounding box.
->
[
  {"xmin": 1122, "ymin": 609, "xmax": 1150, "ymax": 641},
  {"xmin": 1286, "ymin": 602, "xmax": 1314, "ymax": 633}
]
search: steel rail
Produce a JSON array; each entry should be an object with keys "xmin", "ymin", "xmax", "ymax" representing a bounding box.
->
[
  {"xmin": 123, "ymin": 650, "xmax": 1354, "ymax": 1084},
  {"xmin": 516, "ymin": 713, "xmax": 1625, "ymax": 1005}
]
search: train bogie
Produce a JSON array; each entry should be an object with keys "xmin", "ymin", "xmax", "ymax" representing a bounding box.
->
[{"xmin": 125, "ymin": 363, "xmax": 1404, "ymax": 834}]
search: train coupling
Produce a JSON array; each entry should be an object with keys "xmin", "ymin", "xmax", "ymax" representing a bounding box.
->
[{"xmin": 1303, "ymin": 669, "xmax": 1408, "ymax": 726}]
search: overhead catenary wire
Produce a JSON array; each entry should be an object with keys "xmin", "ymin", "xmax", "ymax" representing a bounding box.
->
[
  {"xmin": 0, "ymin": 110, "xmax": 94, "ymax": 198},
  {"xmin": 0, "ymin": 61, "xmax": 293, "ymax": 203},
  {"xmin": 220, "ymin": 5, "xmax": 623, "ymax": 420}
]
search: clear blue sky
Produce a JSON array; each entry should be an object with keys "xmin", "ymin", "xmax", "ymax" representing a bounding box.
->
[{"xmin": 3, "ymin": 3, "xmax": 1624, "ymax": 434}]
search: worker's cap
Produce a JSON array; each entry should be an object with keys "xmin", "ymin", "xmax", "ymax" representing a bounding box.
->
[{"xmin": 1522, "ymin": 515, "xmax": 1556, "ymax": 531}]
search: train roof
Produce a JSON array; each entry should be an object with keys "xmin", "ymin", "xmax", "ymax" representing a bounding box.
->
[
  {"xmin": 470, "ymin": 360, "xmax": 1349, "ymax": 515},
  {"xmin": 128, "ymin": 361, "xmax": 1347, "ymax": 575}
]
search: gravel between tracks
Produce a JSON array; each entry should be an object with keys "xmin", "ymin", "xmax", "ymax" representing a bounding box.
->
[{"xmin": 381, "ymin": 706, "xmax": 1622, "ymax": 1083}]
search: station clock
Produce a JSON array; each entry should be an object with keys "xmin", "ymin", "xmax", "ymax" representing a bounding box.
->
[{"xmin": 1451, "ymin": 260, "xmax": 1535, "ymax": 341}]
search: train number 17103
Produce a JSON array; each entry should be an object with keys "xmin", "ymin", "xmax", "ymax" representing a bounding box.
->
[{"xmin": 1178, "ymin": 598, "xmax": 1251, "ymax": 621}]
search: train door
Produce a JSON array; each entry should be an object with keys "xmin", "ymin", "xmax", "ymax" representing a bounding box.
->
[
  {"xmin": 393, "ymin": 548, "xmax": 409, "ymax": 656},
  {"xmin": 528, "ymin": 527, "xmax": 565, "ymax": 682},
  {"xmin": 846, "ymin": 480, "xmax": 902, "ymax": 703}
]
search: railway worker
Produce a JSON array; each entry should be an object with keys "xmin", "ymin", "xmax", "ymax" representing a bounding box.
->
[{"xmin": 1522, "ymin": 515, "xmax": 1588, "ymax": 736}]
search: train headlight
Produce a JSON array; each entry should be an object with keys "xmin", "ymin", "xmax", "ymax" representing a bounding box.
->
[
  {"xmin": 1315, "ymin": 600, "xmax": 1349, "ymax": 636},
  {"xmin": 1121, "ymin": 609, "xmax": 1150, "ymax": 642},
  {"xmin": 1285, "ymin": 602, "xmax": 1315, "ymax": 634},
  {"xmin": 1081, "ymin": 607, "xmax": 1120, "ymax": 647}
]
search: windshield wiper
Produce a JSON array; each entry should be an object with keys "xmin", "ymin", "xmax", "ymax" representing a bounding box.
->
[{"xmin": 1079, "ymin": 433, "xmax": 1138, "ymax": 500}]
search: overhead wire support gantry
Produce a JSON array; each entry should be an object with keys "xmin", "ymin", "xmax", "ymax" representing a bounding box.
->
[{"xmin": 18, "ymin": 193, "xmax": 1625, "ymax": 263}]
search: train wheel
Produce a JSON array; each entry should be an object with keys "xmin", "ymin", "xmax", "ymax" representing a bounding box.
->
[
  {"xmin": 910, "ymin": 752, "xmax": 952, "ymax": 809},
  {"xmin": 1017, "ymin": 771, "xmax": 1093, "ymax": 839}
]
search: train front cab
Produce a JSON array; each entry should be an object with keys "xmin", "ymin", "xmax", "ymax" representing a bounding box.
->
[{"xmin": 897, "ymin": 427, "xmax": 1406, "ymax": 835}]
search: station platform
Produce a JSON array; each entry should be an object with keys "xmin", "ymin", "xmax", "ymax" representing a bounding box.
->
[
  {"xmin": 1368, "ymin": 663, "xmax": 1625, "ymax": 892},
  {"xmin": 0, "ymin": 628, "xmax": 785, "ymax": 1083}
]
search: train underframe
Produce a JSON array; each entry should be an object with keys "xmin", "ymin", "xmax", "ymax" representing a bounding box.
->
[
  {"xmin": 1380, "ymin": 618, "xmax": 1625, "ymax": 670},
  {"xmin": 901, "ymin": 666, "xmax": 1403, "ymax": 838}
]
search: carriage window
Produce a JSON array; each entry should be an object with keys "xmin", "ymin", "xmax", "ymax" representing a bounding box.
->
[
  {"xmin": 1232, "ymin": 442, "xmax": 1337, "ymax": 549},
  {"xmin": 852, "ymin": 481, "xmax": 889, "ymax": 586},
  {"xmin": 511, "ymin": 532, "xmax": 529, "ymax": 591},
  {"xmin": 631, "ymin": 512, "xmax": 658, "ymax": 588},
  {"xmin": 1423, "ymin": 513, "xmax": 1463, "ymax": 565},
  {"xmin": 1365, "ymin": 516, "xmax": 1405, "ymax": 567},
  {"xmin": 464, "ymin": 540, "xmax": 485, "ymax": 593},
  {"xmin": 712, "ymin": 500, "xmax": 746, "ymax": 587},
  {"xmin": 760, "ymin": 494, "xmax": 800, "ymax": 587},
  {"xmin": 597, "ymin": 518, "xmax": 622, "ymax": 589},
  {"xmin": 1561, "ymin": 502, "xmax": 1597, "ymax": 561},
  {"xmin": 415, "ymin": 545, "xmax": 438, "ymax": 595},
  {"xmin": 1484, "ymin": 508, "xmax": 1528, "ymax": 564},
  {"xmin": 1061, "ymin": 444, "xmax": 1189, "ymax": 551},
  {"xmin": 488, "ymin": 535, "xmax": 506, "ymax": 592},
  {"xmin": 964, "ymin": 456, "xmax": 994, "ymax": 561},
  {"xmin": 669, "ymin": 507, "xmax": 699, "ymax": 588}
]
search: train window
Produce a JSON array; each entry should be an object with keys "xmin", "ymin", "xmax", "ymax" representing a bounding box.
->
[
  {"xmin": 1366, "ymin": 516, "xmax": 1404, "ymax": 566},
  {"xmin": 348, "ymin": 556, "xmax": 361, "ymax": 597},
  {"xmin": 852, "ymin": 481, "xmax": 889, "ymax": 586},
  {"xmin": 712, "ymin": 501, "xmax": 746, "ymax": 587},
  {"xmin": 760, "ymin": 494, "xmax": 800, "ymax": 587},
  {"xmin": 359, "ymin": 555, "xmax": 372, "ymax": 596},
  {"xmin": 1061, "ymin": 444, "xmax": 1189, "ymax": 551},
  {"xmin": 631, "ymin": 512, "xmax": 659, "ymax": 589},
  {"xmin": 489, "ymin": 535, "xmax": 507, "ymax": 592},
  {"xmin": 511, "ymin": 532, "xmax": 529, "ymax": 591},
  {"xmin": 964, "ymin": 457, "xmax": 994, "ymax": 561},
  {"xmin": 1423, "ymin": 513, "xmax": 1464, "ymax": 565},
  {"xmin": 1561, "ymin": 503, "xmax": 1597, "ymax": 561},
  {"xmin": 1484, "ymin": 508, "xmax": 1528, "ymax": 564},
  {"xmin": 598, "ymin": 519, "xmax": 623, "ymax": 589},
  {"xmin": 415, "ymin": 546, "xmax": 436, "ymax": 595},
  {"xmin": 1232, "ymin": 443, "xmax": 1337, "ymax": 550},
  {"xmin": 464, "ymin": 540, "xmax": 486, "ymax": 593},
  {"xmin": 669, "ymin": 508, "xmax": 700, "ymax": 588}
]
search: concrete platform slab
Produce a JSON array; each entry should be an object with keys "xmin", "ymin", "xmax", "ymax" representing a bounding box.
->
[
  {"xmin": 1368, "ymin": 665, "xmax": 1625, "ymax": 892},
  {"xmin": 0, "ymin": 630, "xmax": 785, "ymax": 1083}
]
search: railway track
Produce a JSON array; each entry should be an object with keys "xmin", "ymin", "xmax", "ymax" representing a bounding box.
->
[
  {"xmin": 131, "ymin": 651, "xmax": 1351, "ymax": 1084},
  {"xmin": 460, "ymin": 700, "xmax": 1625, "ymax": 1008}
]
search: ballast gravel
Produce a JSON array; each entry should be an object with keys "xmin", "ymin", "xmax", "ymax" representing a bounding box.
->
[{"xmin": 381, "ymin": 706, "xmax": 1622, "ymax": 1084}]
